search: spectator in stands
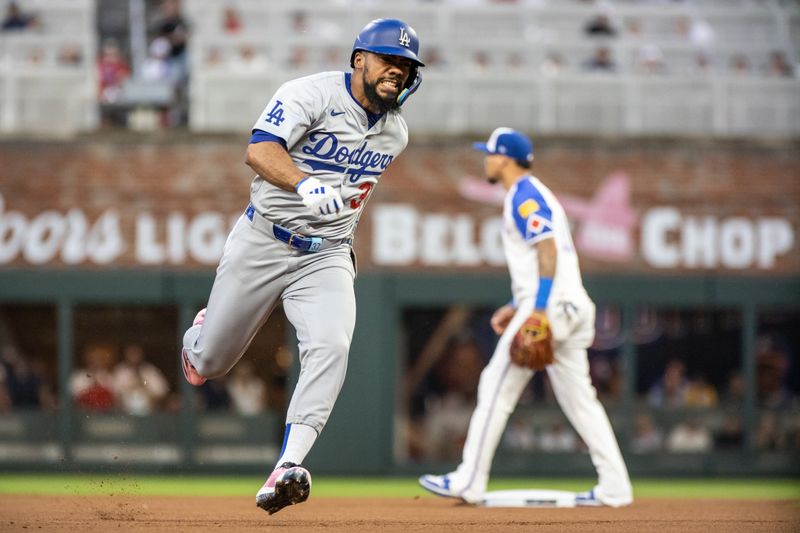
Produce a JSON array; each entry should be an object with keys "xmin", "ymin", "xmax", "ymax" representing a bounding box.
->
[
  {"xmin": 625, "ymin": 17, "xmax": 642, "ymax": 38},
  {"xmin": 590, "ymin": 354, "xmax": 620, "ymax": 401},
  {"xmin": 1, "ymin": 1, "xmax": 38, "ymax": 31},
  {"xmin": 5, "ymin": 355, "xmax": 56, "ymax": 410},
  {"xmin": 630, "ymin": 412, "xmax": 663, "ymax": 454},
  {"xmin": 638, "ymin": 44, "xmax": 666, "ymax": 75},
  {"xmin": 685, "ymin": 374, "xmax": 718, "ymax": 408},
  {"xmin": 154, "ymin": 0, "xmax": 188, "ymax": 68},
  {"xmin": 152, "ymin": 0, "xmax": 190, "ymax": 127},
  {"xmin": 690, "ymin": 53, "xmax": 713, "ymax": 77},
  {"xmin": 674, "ymin": 16, "xmax": 714, "ymax": 49},
  {"xmin": 583, "ymin": 46, "xmax": 616, "ymax": 72},
  {"xmin": 538, "ymin": 421, "xmax": 578, "ymax": 452},
  {"xmin": 584, "ymin": 13, "xmax": 617, "ymax": 37},
  {"xmin": 204, "ymin": 47, "xmax": 223, "ymax": 69},
  {"xmin": 57, "ymin": 44, "xmax": 83, "ymax": 66},
  {"xmin": 470, "ymin": 51, "xmax": 491, "ymax": 73},
  {"xmin": 721, "ymin": 371, "xmax": 745, "ymax": 407},
  {"xmin": 141, "ymin": 37, "xmax": 172, "ymax": 82},
  {"xmin": 766, "ymin": 51, "xmax": 793, "ymax": 77},
  {"xmin": 97, "ymin": 39, "xmax": 131, "ymax": 105},
  {"xmin": 714, "ymin": 413, "xmax": 744, "ymax": 450},
  {"xmin": 112, "ymin": 343, "xmax": 169, "ymax": 416},
  {"xmin": 291, "ymin": 10, "xmax": 310, "ymax": 33},
  {"xmin": 755, "ymin": 412, "xmax": 785, "ymax": 450},
  {"xmin": 226, "ymin": 360, "xmax": 267, "ymax": 416},
  {"xmin": 647, "ymin": 359, "xmax": 689, "ymax": 409},
  {"xmin": 1, "ymin": 346, "xmax": 56, "ymax": 411},
  {"xmin": 231, "ymin": 43, "xmax": 270, "ymax": 73},
  {"xmin": 422, "ymin": 47, "xmax": 446, "ymax": 69},
  {"xmin": 756, "ymin": 335, "xmax": 791, "ymax": 409},
  {"xmin": 222, "ymin": 5, "xmax": 242, "ymax": 34},
  {"xmin": 290, "ymin": 9, "xmax": 339, "ymax": 40},
  {"xmin": 70, "ymin": 343, "xmax": 117, "ymax": 411},
  {"xmin": 540, "ymin": 52, "xmax": 565, "ymax": 77},
  {"xmin": 730, "ymin": 54, "xmax": 751, "ymax": 76},
  {"xmin": 665, "ymin": 418, "xmax": 712, "ymax": 453}
]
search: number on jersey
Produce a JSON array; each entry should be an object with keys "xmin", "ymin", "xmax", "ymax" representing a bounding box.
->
[{"xmin": 350, "ymin": 182, "xmax": 374, "ymax": 209}]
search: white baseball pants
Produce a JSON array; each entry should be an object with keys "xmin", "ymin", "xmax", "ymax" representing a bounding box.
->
[{"xmin": 452, "ymin": 296, "xmax": 633, "ymax": 506}]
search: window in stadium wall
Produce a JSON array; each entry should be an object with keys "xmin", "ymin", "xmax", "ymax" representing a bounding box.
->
[
  {"xmin": 398, "ymin": 305, "xmax": 627, "ymax": 463},
  {"xmin": 755, "ymin": 308, "xmax": 799, "ymax": 452},
  {"xmin": 72, "ymin": 305, "xmax": 180, "ymax": 416},
  {"xmin": 633, "ymin": 307, "xmax": 742, "ymax": 455},
  {"xmin": 71, "ymin": 305, "xmax": 290, "ymax": 418},
  {"xmin": 69, "ymin": 305, "xmax": 290, "ymax": 464},
  {"xmin": 399, "ymin": 306, "xmax": 494, "ymax": 463},
  {"xmin": 0, "ymin": 304, "xmax": 58, "ymax": 412}
]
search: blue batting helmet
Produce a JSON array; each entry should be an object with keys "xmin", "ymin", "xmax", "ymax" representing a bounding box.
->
[{"xmin": 350, "ymin": 18, "xmax": 424, "ymax": 106}]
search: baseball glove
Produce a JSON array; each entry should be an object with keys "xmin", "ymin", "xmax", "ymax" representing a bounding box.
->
[{"xmin": 509, "ymin": 311, "xmax": 554, "ymax": 370}]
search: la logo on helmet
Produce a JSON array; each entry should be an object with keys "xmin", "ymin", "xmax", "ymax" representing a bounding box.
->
[{"xmin": 398, "ymin": 27, "xmax": 410, "ymax": 47}]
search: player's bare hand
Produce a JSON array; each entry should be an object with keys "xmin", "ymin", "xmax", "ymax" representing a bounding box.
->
[
  {"xmin": 490, "ymin": 304, "xmax": 516, "ymax": 335},
  {"xmin": 296, "ymin": 177, "xmax": 344, "ymax": 220}
]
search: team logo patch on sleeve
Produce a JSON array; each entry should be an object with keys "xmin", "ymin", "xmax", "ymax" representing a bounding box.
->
[
  {"xmin": 517, "ymin": 199, "xmax": 540, "ymax": 218},
  {"xmin": 527, "ymin": 214, "xmax": 549, "ymax": 236}
]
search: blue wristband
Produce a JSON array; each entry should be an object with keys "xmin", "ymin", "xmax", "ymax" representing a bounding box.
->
[
  {"xmin": 294, "ymin": 176, "xmax": 309, "ymax": 191},
  {"xmin": 534, "ymin": 277, "xmax": 553, "ymax": 310}
]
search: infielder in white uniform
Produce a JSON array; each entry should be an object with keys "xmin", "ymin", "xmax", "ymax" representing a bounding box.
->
[
  {"xmin": 180, "ymin": 18, "xmax": 424, "ymax": 515},
  {"xmin": 419, "ymin": 128, "xmax": 632, "ymax": 507}
]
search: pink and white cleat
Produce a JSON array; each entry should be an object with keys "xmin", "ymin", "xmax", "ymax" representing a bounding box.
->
[
  {"xmin": 256, "ymin": 462, "xmax": 312, "ymax": 515},
  {"xmin": 181, "ymin": 308, "xmax": 207, "ymax": 386}
]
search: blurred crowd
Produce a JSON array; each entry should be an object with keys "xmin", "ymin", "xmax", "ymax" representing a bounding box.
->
[
  {"xmin": 0, "ymin": 339, "xmax": 280, "ymax": 418},
  {"xmin": 403, "ymin": 307, "xmax": 799, "ymax": 462},
  {"xmin": 2, "ymin": 0, "xmax": 795, "ymax": 132},
  {"xmin": 191, "ymin": 6, "xmax": 795, "ymax": 79}
]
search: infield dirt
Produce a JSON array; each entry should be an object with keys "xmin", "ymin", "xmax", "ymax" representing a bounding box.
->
[{"xmin": 0, "ymin": 495, "xmax": 797, "ymax": 532}]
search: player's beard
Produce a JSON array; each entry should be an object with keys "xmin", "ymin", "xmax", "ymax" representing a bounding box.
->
[{"xmin": 362, "ymin": 70, "xmax": 401, "ymax": 114}]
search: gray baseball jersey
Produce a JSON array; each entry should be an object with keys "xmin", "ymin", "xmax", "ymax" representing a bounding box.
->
[{"xmin": 250, "ymin": 71, "xmax": 409, "ymax": 239}]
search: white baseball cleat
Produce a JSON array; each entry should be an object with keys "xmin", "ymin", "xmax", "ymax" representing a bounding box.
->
[
  {"xmin": 575, "ymin": 488, "xmax": 603, "ymax": 507},
  {"xmin": 575, "ymin": 487, "xmax": 633, "ymax": 507},
  {"xmin": 418, "ymin": 473, "xmax": 482, "ymax": 504}
]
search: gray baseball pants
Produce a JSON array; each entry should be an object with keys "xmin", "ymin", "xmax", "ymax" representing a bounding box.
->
[{"xmin": 182, "ymin": 213, "xmax": 356, "ymax": 433}]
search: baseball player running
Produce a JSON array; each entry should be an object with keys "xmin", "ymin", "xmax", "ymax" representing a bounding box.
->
[
  {"xmin": 180, "ymin": 18, "xmax": 424, "ymax": 515},
  {"xmin": 419, "ymin": 128, "xmax": 632, "ymax": 507}
]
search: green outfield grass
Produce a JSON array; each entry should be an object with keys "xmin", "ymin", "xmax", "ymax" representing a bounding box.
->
[{"xmin": 0, "ymin": 475, "xmax": 798, "ymax": 499}]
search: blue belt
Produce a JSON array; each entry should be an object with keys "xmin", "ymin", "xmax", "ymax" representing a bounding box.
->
[
  {"xmin": 245, "ymin": 204, "xmax": 350, "ymax": 253},
  {"xmin": 271, "ymin": 223, "xmax": 325, "ymax": 252}
]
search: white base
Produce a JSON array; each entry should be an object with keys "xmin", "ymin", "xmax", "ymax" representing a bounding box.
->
[{"xmin": 480, "ymin": 489, "xmax": 577, "ymax": 508}]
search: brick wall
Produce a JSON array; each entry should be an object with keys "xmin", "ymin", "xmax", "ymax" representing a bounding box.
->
[{"xmin": 1, "ymin": 135, "xmax": 798, "ymax": 274}]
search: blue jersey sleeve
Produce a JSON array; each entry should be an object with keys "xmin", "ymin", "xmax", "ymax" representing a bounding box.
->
[
  {"xmin": 250, "ymin": 129, "xmax": 288, "ymax": 149},
  {"xmin": 511, "ymin": 179, "xmax": 554, "ymax": 243}
]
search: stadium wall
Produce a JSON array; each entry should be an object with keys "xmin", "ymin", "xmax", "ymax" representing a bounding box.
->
[{"xmin": 0, "ymin": 136, "xmax": 798, "ymax": 475}]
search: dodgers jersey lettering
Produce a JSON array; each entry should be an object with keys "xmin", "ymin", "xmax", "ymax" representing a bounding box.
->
[
  {"xmin": 251, "ymin": 71, "xmax": 409, "ymax": 240},
  {"xmin": 503, "ymin": 175, "xmax": 588, "ymax": 304}
]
